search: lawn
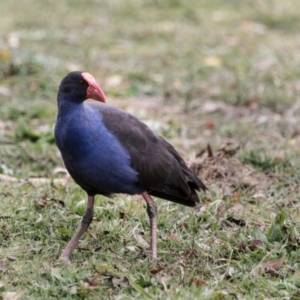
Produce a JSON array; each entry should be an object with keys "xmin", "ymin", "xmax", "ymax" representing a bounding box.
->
[{"xmin": 1, "ymin": 0, "xmax": 300, "ymax": 299}]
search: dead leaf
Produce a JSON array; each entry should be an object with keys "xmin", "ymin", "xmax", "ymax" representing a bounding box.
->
[
  {"xmin": 231, "ymin": 192, "xmax": 242, "ymax": 203},
  {"xmin": 150, "ymin": 266, "xmax": 164, "ymax": 275},
  {"xmin": 105, "ymin": 75, "xmax": 122, "ymax": 88},
  {"xmin": 237, "ymin": 242, "xmax": 247, "ymax": 251},
  {"xmin": 291, "ymin": 129, "xmax": 300, "ymax": 138},
  {"xmin": 3, "ymin": 291, "xmax": 24, "ymax": 300},
  {"xmin": 283, "ymin": 197, "xmax": 297, "ymax": 206},
  {"xmin": 31, "ymin": 248, "xmax": 42, "ymax": 254},
  {"xmin": 7, "ymin": 256, "xmax": 17, "ymax": 261},
  {"xmin": 34, "ymin": 198, "xmax": 49, "ymax": 209},
  {"xmin": 0, "ymin": 120, "xmax": 6, "ymax": 130},
  {"xmin": 217, "ymin": 202, "xmax": 227, "ymax": 214},
  {"xmin": 207, "ymin": 143, "xmax": 214, "ymax": 157},
  {"xmin": 0, "ymin": 260, "xmax": 8, "ymax": 271},
  {"xmin": 252, "ymin": 192, "xmax": 266, "ymax": 202},
  {"xmin": 201, "ymin": 197, "xmax": 212, "ymax": 204},
  {"xmin": 52, "ymin": 167, "xmax": 69, "ymax": 175},
  {"xmin": 240, "ymin": 21, "xmax": 266, "ymax": 34},
  {"xmin": 261, "ymin": 257, "xmax": 284, "ymax": 275},
  {"xmin": 219, "ymin": 143, "xmax": 240, "ymax": 157},
  {"xmin": 214, "ymin": 291, "xmax": 229, "ymax": 300},
  {"xmin": 67, "ymin": 63, "xmax": 83, "ymax": 72},
  {"xmin": 7, "ymin": 32, "xmax": 20, "ymax": 48},
  {"xmin": 169, "ymin": 232, "xmax": 180, "ymax": 243},
  {"xmin": 126, "ymin": 245, "xmax": 138, "ymax": 252},
  {"xmin": 195, "ymin": 242, "xmax": 211, "ymax": 251},
  {"xmin": 226, "ymin": 217, "xmax": 246, "ymax": 227},
  {"xmin": 244, "ymin": 96, "xmax": 259, "ymax": 107},
  {"xmin": 0, "ymin": 86, "xmax": 12, "ymax": 97},
  {"xmin": 0, "ymin": 174, "xmax": 17, "ymax": 182},
  {"xmin": 274, "ymin": 156, "xmax": 284, "ymax": 163},
  {"xmin": 173, "ymin": 78, "xmax": 182, "ymax": 89},
  {"xmin": 51, "ymin": 268, "xmax": 64, "ymax": 281},
  {"xmin": 133, "ymin": 231, "xmax": 149, "ymax": 248},
  {"xmin": 49, "ymin": 198, "xmax": 65, "ymax": 207},
  {"xmin": 222, "ymin": 266, "xmax": 235, "ymax": 281},
  {"xmin": 190, "ymin": 277, "xmax": 206, "ymax": 287},
  {"xmin": 201, "ymin": 101, "xmax": 227, "ymax": 113},
  {"xmin": 202, "ymin": 56, "xmax": 222, "ymax": 67},
  {"xmin": 226, "ymin": 216, "xmax": 246, "ymax": 227},
  {"xmin": 83, "ymin": 277, "xmax": 99, "ymax": 289},
  {"xmin": 248, "ymin": 240, "xmax": 265, "ymax": 250},
  {"xmin": 231, "ymin": 203, "xmax": 245, "ymax": 213},
  {"xmin": 203, "ymin": 121, "xmax": 216, "ymax": 129},
  {"xmin": 111, "ymin": 276, "xmax": 129, "ymax": 287},
  {"xmin": 157, "ymin": 274, "xmax": 172, "ymax": 285},
  {"xmin": 0, "ymin": 49, "xmax": 11, "ymax": 60},
  {"xmin": 292, "ymin": 290, "xmax": 300, "ymax": 298}
]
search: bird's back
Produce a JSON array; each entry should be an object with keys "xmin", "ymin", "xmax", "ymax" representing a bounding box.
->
[{"xmin": 93, "ymin": 102, "xmax": 207, "ymax": 206}]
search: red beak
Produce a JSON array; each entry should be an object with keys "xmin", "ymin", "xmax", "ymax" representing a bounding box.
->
[{"xmin": 82, "ymin": 72, "xmax": 106, "ymax": 103}]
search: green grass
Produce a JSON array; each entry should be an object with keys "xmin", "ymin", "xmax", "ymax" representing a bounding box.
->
[{"xmin": 1, "ymin": 0, "xmax": 300, "ymax": 298}]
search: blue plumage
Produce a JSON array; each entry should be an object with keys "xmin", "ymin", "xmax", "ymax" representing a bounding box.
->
[{"xmin": 55, "ymin": 101, "xmax": 143, "ymax": 196}]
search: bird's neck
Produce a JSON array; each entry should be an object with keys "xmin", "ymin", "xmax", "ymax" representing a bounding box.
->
[{"xmin": 57, "ymin": 96, "xmax": 84, "ymax": 115}]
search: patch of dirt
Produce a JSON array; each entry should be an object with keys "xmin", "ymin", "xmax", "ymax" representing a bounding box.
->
[{"xmin": 190, "ymin": 143, "xmax": 270, "ymax": 194}]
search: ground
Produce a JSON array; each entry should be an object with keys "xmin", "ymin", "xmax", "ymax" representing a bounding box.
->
[{"xmin": 0, "ymin": 0, "xmax": 300, "ymax": 299}]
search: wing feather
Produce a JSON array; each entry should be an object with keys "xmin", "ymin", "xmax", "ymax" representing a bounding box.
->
[{"xmin": 91, "ymin": 102, "xmax": 207, "ymax": 205}]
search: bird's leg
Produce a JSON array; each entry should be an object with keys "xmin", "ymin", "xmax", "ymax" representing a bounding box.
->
[
  {"xmin": 59, "ymin": 195, "xmax": 94, "ymax": 262},
  {"xmin": 142, "ymin": 192, "xmax": 158, "ymax": 260}
]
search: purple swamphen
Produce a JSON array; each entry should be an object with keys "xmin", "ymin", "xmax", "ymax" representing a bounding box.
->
[{"xmin": 54, "ymin": 71, "xmax": 207, "ymax": 261}]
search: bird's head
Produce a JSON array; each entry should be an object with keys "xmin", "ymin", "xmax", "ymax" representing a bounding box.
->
[{"xmin": 58, "ymin": 71, "xmax": 106, "ymax": 103}]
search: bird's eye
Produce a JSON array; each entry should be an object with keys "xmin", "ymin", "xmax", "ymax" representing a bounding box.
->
[{"xmin": 79, "ymin": 80, "xmax": 84, "ymax": 85}]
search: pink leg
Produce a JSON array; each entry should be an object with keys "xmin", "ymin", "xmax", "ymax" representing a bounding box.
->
[
  {"xmin": 59, "ymin": 195, "xmax": 94, "ymax": 262},
  {"xmin": 142, "ymin": 192, "xmax": 158, "ymax": 260}
]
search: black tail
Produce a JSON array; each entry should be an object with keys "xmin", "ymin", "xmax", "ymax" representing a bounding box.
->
[{"xmin": 149, "ymin": 176, "xmax": 207, "ymax": 207}]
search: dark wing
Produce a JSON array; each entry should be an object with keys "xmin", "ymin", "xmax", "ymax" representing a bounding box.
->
[{"xmin": 92, "ymin": 103, "xmax": 207, "ymax": 206}]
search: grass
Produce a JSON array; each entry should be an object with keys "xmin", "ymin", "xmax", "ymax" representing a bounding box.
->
[{"xmin": 1, "ymin": 0, "xmax": 300, "ymax": 298}]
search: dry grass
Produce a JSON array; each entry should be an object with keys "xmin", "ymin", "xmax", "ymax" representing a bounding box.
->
[{"xmin": 0, "ymin": 0, "xmax": 300, "ymax": 299}]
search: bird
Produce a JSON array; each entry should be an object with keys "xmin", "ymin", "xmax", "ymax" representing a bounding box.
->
[{"xmin": 54, "ymin": 71, "xmax": 207, "ymax": 262}]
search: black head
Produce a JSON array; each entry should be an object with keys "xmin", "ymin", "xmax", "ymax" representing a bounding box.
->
[{"xmin": 57, "ymin": 71, "xmax": 106, "ymax": 103}]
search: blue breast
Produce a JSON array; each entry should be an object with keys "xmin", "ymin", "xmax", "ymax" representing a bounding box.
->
[{"xmin": 55, "ymin": 103, "xmax": 144, "ymax": 195}]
